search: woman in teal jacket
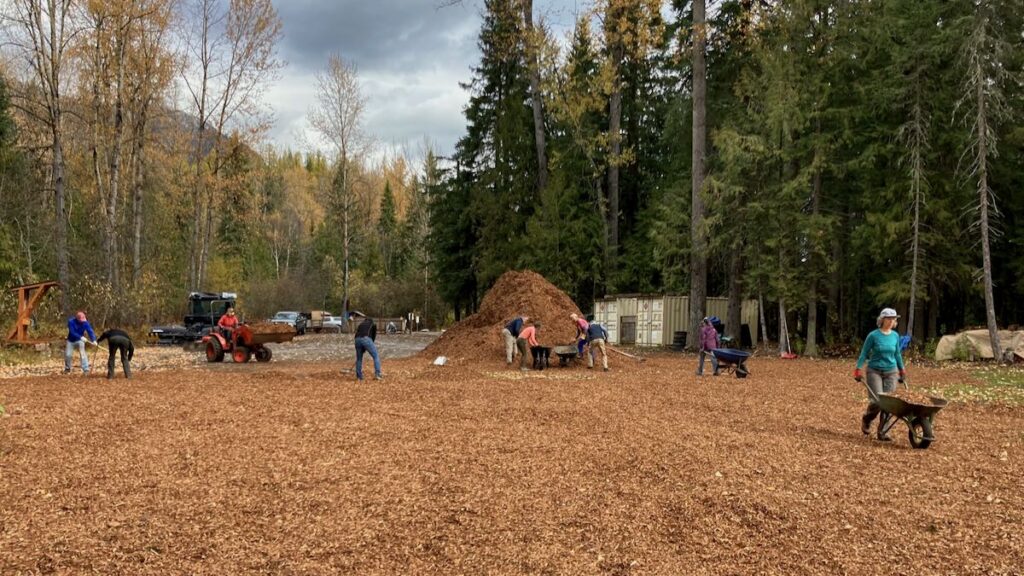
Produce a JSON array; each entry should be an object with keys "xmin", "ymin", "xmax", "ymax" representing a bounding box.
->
[{"xmin": 853, "ymin": 307, "xmax": 906, "ymax": 441}]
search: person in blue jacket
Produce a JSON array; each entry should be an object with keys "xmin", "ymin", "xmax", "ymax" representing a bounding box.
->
[
  {"xmin": 64, "ymin": 310, "xmax": 97, "ymax": 374},
  {"xmin": 853, "ymin": 307, "xmax": 906, "ymax": 441},
  {"xmin": 501, "ymin": 315, "xmax": 530, "ymax": 365}
]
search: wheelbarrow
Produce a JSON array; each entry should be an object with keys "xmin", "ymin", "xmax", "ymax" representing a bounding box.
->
[
  {"xmin": 711, "ymin": 348, "xmax": 751, "ymax": 378},
  {"xmin": 863, "ymin": 380, "xmax": 948, "ymax": 449},
  {"xmin": 553, "ymin": 344, "xmax": 579, "ymax": 367}
]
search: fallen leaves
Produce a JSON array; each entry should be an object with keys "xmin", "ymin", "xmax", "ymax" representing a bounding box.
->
[{"xmin": 0, "ymin": 354, "xmax": 1020, "ymax": 574}]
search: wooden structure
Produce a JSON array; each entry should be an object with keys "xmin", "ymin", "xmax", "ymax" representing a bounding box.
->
[{"xmin": 6, "ymin": 281, "xmax": 59, "ymax": 344}]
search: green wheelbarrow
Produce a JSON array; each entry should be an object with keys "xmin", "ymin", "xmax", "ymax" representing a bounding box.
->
[{"xmin": 863, "ymin": 380, "xmax": 948, "ymax": 449}]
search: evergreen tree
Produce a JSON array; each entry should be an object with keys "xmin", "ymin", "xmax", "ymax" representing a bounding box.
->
[
  {"xmin": 378, "ymin": 180, "xmax": 398, "ymax": 277},
  {"xmin": 457, "ymin": 0, "xmax": 538, "ymax": 289}
]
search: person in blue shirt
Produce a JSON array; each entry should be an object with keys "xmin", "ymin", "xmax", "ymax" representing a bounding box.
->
[
  {"xmin": 501, "ymin": 315, "xmax": 530, "ymax": 365},
  {"xmin": 64, "ymin": 310, "xmax": 97, "ymax": 374},
  {"xmin": 853, "ymin": 307, "xmax": 907, "ymax": 441},
  {"xmin": 586, "ymin": 322, "xmax": 610, "ymax": 371}
]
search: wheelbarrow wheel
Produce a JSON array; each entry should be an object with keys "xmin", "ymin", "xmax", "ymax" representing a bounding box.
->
[
  {"xmin": 255, "ymin": 347, "xmax": 272, "ymax": 362},
  {"xmin": 908, "ymin": 417, "xmax": 934, "ymax": 450}
]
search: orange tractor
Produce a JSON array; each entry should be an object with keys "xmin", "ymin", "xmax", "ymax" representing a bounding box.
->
[{"xmin": 203, "ymin": 323, "xmax": 295, "ymax": 363}]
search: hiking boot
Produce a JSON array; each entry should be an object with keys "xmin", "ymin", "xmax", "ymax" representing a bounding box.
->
[
  {"xmin": 603, "ymin": 367, "xmax": 609, "ymax": 372},
  {"xmin": 877, "ymin": 433, "xmax": 892, "ymax": 442},
  {"xmin": 861, "ymin": 419, "xmax": 872, "ymax": 436},
  {"xmin": 374, "ymin": 374, "xmax": 384, "ymax": 381}
]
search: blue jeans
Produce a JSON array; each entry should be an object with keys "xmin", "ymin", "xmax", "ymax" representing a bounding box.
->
[
  {"xmin": 697, "ymin": 350, "xmax": 718, "ymax": 375},
  {"xmin": 354, "ymin": 336, "xmax": 381, "ymax": 380},
  {"xmin": 65, "ymin": 340, "xmax": 89, "ymax": 372}
]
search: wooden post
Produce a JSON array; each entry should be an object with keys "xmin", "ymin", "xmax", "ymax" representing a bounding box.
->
[{"xmin": 6, "ymin": 281, "xmax": 60, "ymax": 343}]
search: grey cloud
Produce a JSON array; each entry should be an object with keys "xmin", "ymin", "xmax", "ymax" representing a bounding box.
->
[
  {"xmin": 273, "ymin": 0, "xmax": 480, "ymax": 75},
  {"xmin": 264, "ymin": 0, "xmax": 583, "ymax": 155}
]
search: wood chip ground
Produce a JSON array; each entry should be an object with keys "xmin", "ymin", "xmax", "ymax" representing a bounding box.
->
[{"xmin": 1, "ymin": 352, "xmax": 1021, "ymax": 574}]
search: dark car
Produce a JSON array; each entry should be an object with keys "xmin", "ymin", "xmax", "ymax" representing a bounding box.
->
[{"xmin": 270, "ymin": 311, "xmax": 307, "ymax": 335}]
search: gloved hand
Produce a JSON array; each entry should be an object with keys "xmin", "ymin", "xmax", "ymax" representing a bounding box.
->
[
  {"xmin": 853, "ymin": 368, "xmax": 863, "ymax": 382},
  {"xmin": 898, "ymin": 369, "xmax": 907, "ymax": 384}
]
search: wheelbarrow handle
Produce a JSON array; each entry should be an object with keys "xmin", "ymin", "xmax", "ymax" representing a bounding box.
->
[
  {"xmin": 859, "ymin": 377, "xmax": 909, "ymax": 402},
  {"xmin": 860, "ymin": 379, "xmax": 880, "ymax": 404}
]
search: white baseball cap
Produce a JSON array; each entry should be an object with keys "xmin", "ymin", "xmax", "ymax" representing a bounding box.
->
[{"xmin": 877, "ymin": 307, "xmax": 899, "ymax": 326}]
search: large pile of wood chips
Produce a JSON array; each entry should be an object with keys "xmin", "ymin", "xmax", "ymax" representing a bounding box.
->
[{"xmin": 421, "ymin": 270, "xmax": 583, "ymax": 361}]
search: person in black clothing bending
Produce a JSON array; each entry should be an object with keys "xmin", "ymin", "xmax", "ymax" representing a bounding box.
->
[
  {"xmin": 98, "ymin": 328, "xmax": 134, "ymax": 379},
  {"xmin": 351, "ymin": 312, "xmax": 383, "ymax": 381}
]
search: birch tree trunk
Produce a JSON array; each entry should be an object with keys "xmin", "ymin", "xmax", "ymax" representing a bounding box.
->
[{"xmin": 14, "ymin": 0, "xmax": 74, "ymax": 314}]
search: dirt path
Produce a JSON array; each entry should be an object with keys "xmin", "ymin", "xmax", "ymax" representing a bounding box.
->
[{"xmin": 0, "ymin": 353, "xmax": 1021, "ymax": 574}]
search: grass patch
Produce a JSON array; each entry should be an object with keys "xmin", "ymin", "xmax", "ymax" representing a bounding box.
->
[
  {"xmin": 926, "ymin": 365, "xmax": 1024, "ymax": 406},
  {"xmin": 0, "ymin": 345, "xmax": 52, "ymax": 367}
]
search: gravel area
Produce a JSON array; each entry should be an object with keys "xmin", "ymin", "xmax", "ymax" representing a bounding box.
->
[
  {"xmin": 0, "ymin": 332, "xmax": 440, "ymax": 379},
  {"xmin": 0, "ymin": 353, "xmax": 1021, "ymax": 574}
]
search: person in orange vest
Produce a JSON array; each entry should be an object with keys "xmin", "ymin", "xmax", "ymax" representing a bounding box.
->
[
  {"xmin": 516, "ymin": 321, "xmax": 542, "ymax": 371},
  {"xmin": 217, "ymin": 307, "xmax": 240, "ymax": 337}
]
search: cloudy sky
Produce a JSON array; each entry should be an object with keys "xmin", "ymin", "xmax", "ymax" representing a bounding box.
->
[{"xmin": 265, "ymin": 0, "xmax": 583, "ymax": 157}]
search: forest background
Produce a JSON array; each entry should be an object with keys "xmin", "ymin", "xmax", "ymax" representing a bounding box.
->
[{"xmin": 0, "ymin": 0, "xmax": 1021, "ymax": 355}]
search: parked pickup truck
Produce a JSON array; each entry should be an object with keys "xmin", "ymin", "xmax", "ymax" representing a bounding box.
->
[
  {"xmin": 306, "ymin": 310, "xmax": 345, "ymax": 333},
  {"xmin": 270, "ymin": 311, "xmax": 307, "ymax": 335}
]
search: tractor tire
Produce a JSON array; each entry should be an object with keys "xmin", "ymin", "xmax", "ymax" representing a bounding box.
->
[
  {"xmin": 255, "ymin": 347, "xmax": 272, "ymax": 362},
  {"xmin": 232, "ymin": 346, "xmax": 252, "ymax": 364},
  {"xmin": 206, "ymin": 339, "xmax": 225, "ymax": 362}
]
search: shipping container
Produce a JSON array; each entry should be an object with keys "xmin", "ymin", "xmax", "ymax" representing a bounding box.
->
[
  {"xmin": 593, "ymin": 298, "xmax": 619, "ymax": 344},
  {"xmin": 595, "ymin": 294, "xmax": 759, "ymax": 348},
  {"xmin": 636, "ymin": 296, "xmax": 664, "ymax": 345},
  {"xmin": 616, "ymin": 295, "xmax": 638, "ymax": 345}
]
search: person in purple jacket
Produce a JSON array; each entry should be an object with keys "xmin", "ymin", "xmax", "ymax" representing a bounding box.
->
[
  {"xmin": 64, "ymin": 310, "xmax": 97, "ymax": 374},
  {"xmin": 696, "ymin": 317, "xmax": 719, "ymax": 376}
]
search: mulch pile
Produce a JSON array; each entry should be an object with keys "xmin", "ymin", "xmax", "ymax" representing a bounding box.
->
[
  {"xmin": 246, "ymin": 322, "xmax": 295, "ymax": 335},
  {"xmin": 421, "ymin": 270, "xmax": 583, "ymax": 360},
  {"xmin": 886, "ymin": 388, "xmax": 945, "ymax": 406}
]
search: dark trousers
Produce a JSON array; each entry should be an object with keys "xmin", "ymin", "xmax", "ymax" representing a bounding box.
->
[
  {"xmin": 531, "ymin": 346, "xmax": 551, "ymax": 370},
  {"xmin": 106, "ymin": 336, "xmax": 132, "ymax": 379}
]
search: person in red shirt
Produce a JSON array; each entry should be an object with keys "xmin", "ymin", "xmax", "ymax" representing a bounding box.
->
[
  {"xmin": 516, "ymin": 321, "xmax": 541, "ymax": 371},
  {"xmin": 218, "ymin": 307, "xmax": 240, "ymax": 336}
]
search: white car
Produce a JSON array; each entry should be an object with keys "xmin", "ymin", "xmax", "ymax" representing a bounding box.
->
[{"xmin": 320, "ymin": 314, "xmax": 345, "ymax": 332}]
